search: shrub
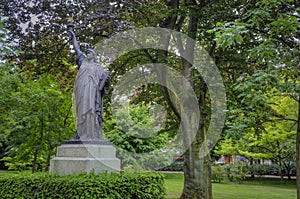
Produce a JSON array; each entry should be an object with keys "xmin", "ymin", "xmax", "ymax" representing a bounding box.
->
[
  {"xmin": 248, "ymin": 164, "xmax": 280, "ymax": 176},
  {"xmin": 0, "ymin": 172, "xmax": 165, "ymax": 199},
  {"xmin": 224, "ymin": 163, "xmax": 248, "ymax": 183},
  {"xmin": 211, "ymin": 165, "xmax": 226, "ymax": 183},
  {"xmin": 156, "ymin": 162, "xmax": 183, "ymax": 172}
]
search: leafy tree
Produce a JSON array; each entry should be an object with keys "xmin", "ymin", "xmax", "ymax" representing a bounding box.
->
[
  {"xmin": 212, "ymin": 0, "xmax": 299, "ymax": 195},
  {"xmin": 0, "ymin": 0, "xmax": 141, "ymax": 79},
  {"xmin": 0, "ymin": 64, "xmax": 22, "ymax": 169},
  {"xmin": 217, "ymin": 70, "xmax": 297, "ymax": 178},
  {"xmin": 2, "ymin": 73, "xmax": 74, "ymax": 172},
  {"xmin": 0, "ymin": 16, "xmax": 12, "ymax": 62},
  {"xmin": 104, "ymin": 105, "xmax": 173, "ymax": 170},
  {"xmin": 0, "ymin": 16, "xmax": 19, "ymax": 169}
]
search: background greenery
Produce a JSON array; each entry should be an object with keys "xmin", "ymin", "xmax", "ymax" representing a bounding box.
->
[{"xmin": 0, "ymin": 0, "xmax": 299, "ymax": 198}]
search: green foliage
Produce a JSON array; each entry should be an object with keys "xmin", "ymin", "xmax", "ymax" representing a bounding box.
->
[
  {"xmin": 210, "ymin": 22, "xmax": 249, "ymax": 50},
  {"xmin": 212, "ymin": 163, "xmax": 249, "ymax": 184},
  {"xmin": 211, "ymin": 165, "xmax": 226, "ymax": 183},
  {"xmin": 1, "ymin": 0, "xmax": 299, "ymax": 197},
  {"xmin": 104, "ymin": 105, "xmax": 173, "ymax": 170},
  {"xmin": 1, "ymin": 157, "xmax": 31, "ymax": 172},
  {"xmin": 224, "ymin": 163, "xmax": 248, "ymax": 184},
  {"xmin": 0, "ymin": 66, "xmax": 75, "ymax": 172},
  {"xmin": 106, "ymin": 105, "xmax": 168, "ymax": 153},
  {"xmin": 218, "ymin": 64, "xmax": 297, "ymax": 177},
  {"xmin": 0, "ymin": 172, "xmax": 166, "ymax": 199},
  {"xmin": 128, "ymin": 1, "xmax": 170, "ymax": 28},
  {"xmin": 248, "ymin": 164, "xmax": 280, "ymax": 177},
  {"xmin": 214, "ymin": 138, "xmax": 238, "ymax": 156},
  {"xmin": 156, "ymin": 162, "xmax": 184, "ymax": 172},
  {"xmin": 212, "ymin": 0, "xmax": 299, "ymax": 60},
  {"xmin": 0, "ymin": 1, "xmax": 144, "ymax": 80},
  {"xmin": 0, "ymin": 17, "xmax": 12, "ymax": 59},
  {"xmin": 0, "ymin": 64, "xmax": 21, "ymax": 141}
]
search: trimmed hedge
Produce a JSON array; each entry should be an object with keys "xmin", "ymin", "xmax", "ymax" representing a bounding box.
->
[
  {"xmin": 248, "ymin": 164, "xmax": 281, "ymax": 176},
  {"xmin": 0, "ymin": 172, "xmax": 165, "ymax": 199},
  {"xmin": 156, "ymin": 163, "xmax": 183, "ymax": 172}
]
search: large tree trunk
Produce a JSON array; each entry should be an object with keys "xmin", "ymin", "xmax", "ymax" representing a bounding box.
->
[
  {"xmin": 179, "ymin": 2, "xmax": 212, "ymax": 197},
  {"xmin": 155, "ymin": 1, "xmax": 213, "ymax": 198},
  {"xmin": 180, "ymin": 86, "xmax": 212, "ymax": 199},
  {"xmin": 296, "ymin": 87, "xmax": 300, "ymax": 199},
  {"xmin": 181, "ymin": 146, "xmax": 211, "ymax": 199},
  {"xmin": 180, "ymin": 67, "xmax": 212, "ymax": 199}
]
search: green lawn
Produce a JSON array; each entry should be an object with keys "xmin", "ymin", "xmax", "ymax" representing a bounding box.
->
[
  {"xmin": 164, "ymin": 173, "xmax": 297, "ymax": 199},
  {"xmin": 0, "ymin": 170, "xmax": 31, "ymax": 177},
  {"xmin": 0, "ymin": 170, "xmax": 19, "ymax": 176}
]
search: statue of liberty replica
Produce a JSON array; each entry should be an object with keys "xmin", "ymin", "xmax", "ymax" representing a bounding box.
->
[
  {"xmin": 50, "ymin": 22, "xmax": 120, "ymax": 175},
  {"xmin": 68, "ymin": 24, "xmax": 110, "ymax": 142}
]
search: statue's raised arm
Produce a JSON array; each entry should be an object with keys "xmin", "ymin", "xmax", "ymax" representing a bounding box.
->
[{"xmin": 68, "ymin": 29, "xmax": 84, "ymax": 68}]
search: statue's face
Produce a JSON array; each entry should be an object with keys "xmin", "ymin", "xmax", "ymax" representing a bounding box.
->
[{"xmin": 86, "ymin": 50, "xmax": 95, "ymax": 62}]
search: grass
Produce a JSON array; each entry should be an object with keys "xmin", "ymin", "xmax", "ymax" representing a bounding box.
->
[
  {"xmin": 164, "ymin": 173, "xmax": 297, "ymax": 199},
  {"xmin": 164, "ymin": 173, "xmax": 185, "ymax": 199},
  {"xmin": 0, "ymin": 169, "xmax": 31, "ymax": 177}
]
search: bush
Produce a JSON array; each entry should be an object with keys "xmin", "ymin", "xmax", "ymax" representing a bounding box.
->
[
  {"xmin": 248, "ymin": 164, "xmax": 280, "ymax": 176},
  {"xmin": 156, "ymin": 162, "xmax": 183, "ymax": 172},
  {"xmin": 211, "ymin": 165, "xmax": 226, "ymax": 183},
  {"xmin": 0, "ymin": 172, "xmax": 165, "ymax": 199},
  {"xmin": 224, "ymin": 163, "xmax": 248, "ymax": 184}
]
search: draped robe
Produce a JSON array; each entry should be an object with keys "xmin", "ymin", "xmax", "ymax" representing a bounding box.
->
[{"xmin": 74, "ymin": 59, "xmax": 105, "ymax": 140}]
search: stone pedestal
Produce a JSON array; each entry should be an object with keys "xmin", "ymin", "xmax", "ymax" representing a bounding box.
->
[{"xmin": 50, "ymin": 141, "xmax": 120, "ymax": 175}]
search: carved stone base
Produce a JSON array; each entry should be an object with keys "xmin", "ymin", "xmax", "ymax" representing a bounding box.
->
[{"xmin": 50, "ymin": 143, "xmax": 121, "ymax": 175}]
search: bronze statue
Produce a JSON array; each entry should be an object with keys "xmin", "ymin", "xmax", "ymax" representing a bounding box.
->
[{"xmin": 68, "ymin": 25, "xmax": 110, "ymax": 141}]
